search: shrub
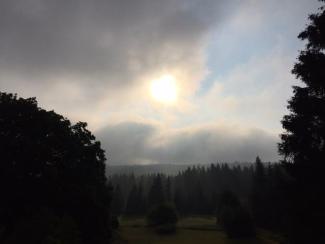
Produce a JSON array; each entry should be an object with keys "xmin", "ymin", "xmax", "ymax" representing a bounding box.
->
[
  {"xmin": 146, "ymin": 203, "xmax": 178, "ymax": 234},
  {"xmin": 217, "ymin": 191, "xmax": 255, "ymax": 238},
  {"xmin": 220, "ymin": 205, "xmax": 255, "ymax": 238}
]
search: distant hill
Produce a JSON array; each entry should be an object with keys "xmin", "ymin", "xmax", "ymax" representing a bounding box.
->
[{"xmin": 106, "ymin": 162, "xmax": 259, "ymax": 176}]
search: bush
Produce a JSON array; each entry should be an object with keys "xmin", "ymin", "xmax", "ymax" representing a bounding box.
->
[
  {"xmin": 220, "ymin": 205, "xmax": 255, "ymax": 238},
  {"xmin": 217, "ymin": 191, "xmax": 255, "ymax": 238},
  {"xmin": 146, "ymin": 203, "xmax": 178, "ymax": 234}
]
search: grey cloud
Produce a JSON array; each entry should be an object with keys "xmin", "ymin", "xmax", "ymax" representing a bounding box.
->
[
  {"xmin": 0, "ymin": 0, "xmax": 235, "ymax": 91},
  {"xmin": 96, "ymin": 122, "xmax": 156, "ymax": 164},
  {"xmin": 96, "ymin": 121, "xmax": 280, "ymax": 165}
]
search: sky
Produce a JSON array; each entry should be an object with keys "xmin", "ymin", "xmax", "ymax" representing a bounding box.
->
[{"xmin": 0, "ymin": 0, "xmax": 321, "ymax": 165}]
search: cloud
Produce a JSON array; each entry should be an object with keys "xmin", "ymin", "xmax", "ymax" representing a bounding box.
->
[
  {"xmin": 194, "ymin": 46, "xmax": 296, "ymax": 133},
  {"xmin": 0, "ymin": 0, "xmax": 243, "ymax": 131},
  {"xmin": 0, "ymin": 0, "xmax": 317, "ymax": 164},
  {"xmin": 0, "ymin": 0, "xmax": 235, "ymax": 103},
  {"xmin": 96, "ymin": 121, "xmax": 279, "ymax": 165}
]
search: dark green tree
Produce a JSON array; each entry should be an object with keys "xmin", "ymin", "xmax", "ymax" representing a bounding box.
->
[
  {"xmin": 278, "ymin": 2, "xmax": 325, "ymax": 243},
  {"xmin": 148, "ymin": 175, "xmax": 165, "ymax": 208},
  {"xmin": 146, "ymin": 203, "xmax": 178, "ymax": 234},
  {"xmin": 125, "ymin": 185, "xmax": 139, "ymax": 215},
  {"xmin": 217, "ymin": 191, "xmax": 255, "ymax": 239},
  {"xmin": 166, "ymin": 177, "xmax": 172, "ymax": 202},
  {"xmin": 136, "ymin": 182, "xmax": 147, "ymax": 215},
  {"xmin": 251, "ymin": 156, "xmax": 267, "ymax": 227},
  {"xmin": 0, "ymin": 92, "xmax": 111, "ymax": 244},
  {"xmin": 173, "ymin": 188, "xmax": 183, "ymax": 213},
  {"xmin": 111, "ymin": 185, "xmax": 124, "ymax": 216}
]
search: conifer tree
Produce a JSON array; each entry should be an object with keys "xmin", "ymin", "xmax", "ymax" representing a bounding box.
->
[
  {"xmin": 279, "ymin": 2, "xmax": 325, "ymax": 242},
  {"xmin": 111, "ymin": 185, "xmax": 124, "ymax": 215},
  {"xmin": 148, "ymin": 175, "xmax": 165, "ymax": 208},
  {"xmin": 251, "ymin": 156, "xmax": 267, "ymax": 226},
  {"xmin": 166, "ymin": 177, "xmax": 172, "ymax": 202},
  {"xmin": 125, "ymin": 185, "xmax": 139, "ymax": 215}
]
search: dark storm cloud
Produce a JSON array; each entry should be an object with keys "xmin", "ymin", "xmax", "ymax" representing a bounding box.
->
[
  {"xmin": 96, "ymin": 122, "xmax": 279, "ymax": 165},
  {"xmin": 0, "ymin": 0, "xmax": 235, "ymax": 89}
]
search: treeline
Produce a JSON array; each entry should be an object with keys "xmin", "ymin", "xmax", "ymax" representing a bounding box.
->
[{"xmin": 110, "ymin": 157, "xmax": 289, "ymax": 231}]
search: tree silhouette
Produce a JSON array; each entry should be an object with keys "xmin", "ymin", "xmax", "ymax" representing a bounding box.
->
[
  {"xmin": 148, "ymin": 175, "xmax": 165, "ymax": 208},
  {"xmin": 110, "ymin": 163, "xmax": 255, "ymax": 216},
  {"xmin": 0, "ymin": 92, "xmax": 111, "ymax": 244},
  {"xmin": 125, "ymin": 184, "xmax": 139, "ymax": 215},
  {"xmin": 278, "ymin": 2, "xmax": 325, "ymax": 243},
  {"xmin": 111, "ymin": 185, "xmax": 124, "ymax": 216},
  {"xmin": 217, "ymin": 190, "xmax": 255, "ymax": 238},
  {"xmin": 166, "ymin": 177, "xmax": 172, "ymax": 202},
  {"xmin": 146, "ymin": 203, "xmax": 178, "ymax": 234},
  {"xmin": 251, "ymin": 156, "xmax": 267, "ymax": 227}
]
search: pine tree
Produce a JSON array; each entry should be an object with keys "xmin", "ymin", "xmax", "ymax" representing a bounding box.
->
[
  {"xmin": 251, "ymin": 156, "xmax": 267, "ymax": 227},
  {"xmin": 125, "ymin": 185, "xmax": 139, "ymax": 215},
  {"xmin": 173, "ymin": 188, "xmax": 183, "ymax": 213},
  {"xmin": 148, "ymin": 175, "xmax": 165, "ymax": 208},
  {"xmin": 278, "ymin": 2, "xmax": 325, "ymax": 242},
  {"xmin": 166, "ymin": 177, "xmax": 172, "ymax": 202},
  {"xmin": 136, "ymin": 182, "xmax": 147, "ymax": 215},
  {"xmin": 111, "ymin": 185, "xmax": 124, "ymax": 216}
]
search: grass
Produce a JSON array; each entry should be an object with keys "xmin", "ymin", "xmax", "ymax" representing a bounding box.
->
[{"xmin": 113, "ymin": 216, "xmax": 281, "ymax": 244}]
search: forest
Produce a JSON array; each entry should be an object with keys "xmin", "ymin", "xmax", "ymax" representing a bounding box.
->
[
  {"xmin": 108, "ymin": 159, "xmax": 289, "ymax": 239},
  {"xmin": 109, "ymin": 159, "xmax": 284, "ymax": 221}
]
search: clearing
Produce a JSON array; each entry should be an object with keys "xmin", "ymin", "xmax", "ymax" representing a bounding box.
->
[{"xmin": 113, "ymin": 216, "xmax": 282, "ymax": 244}]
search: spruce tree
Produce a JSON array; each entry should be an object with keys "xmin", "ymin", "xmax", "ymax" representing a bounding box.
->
[
  {"xmin": 278, "ymin": 2, "xmax": 325, "ymax": 242},
  {"xmin": 251, "ymin": 156, "xmax": 267, "ymax": 227},
  {"xmin": 148, "ymin": 175, "xmax": 165, "ymax": 208},
  {"xmin": 111, "ymin": 185, "xmax": 124, "ymax": 216},
  {"xmin": 125, "ymin": 185, "xmax": 139, "ymax": 215},
  {"xmin": 166, "ymin": 177, "xmax": 172, "ymax": 202}
]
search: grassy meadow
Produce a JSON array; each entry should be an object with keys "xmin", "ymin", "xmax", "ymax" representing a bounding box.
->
[{"xmin": 113, "ymin": 216, "xmax": 282, "ymax": 244}]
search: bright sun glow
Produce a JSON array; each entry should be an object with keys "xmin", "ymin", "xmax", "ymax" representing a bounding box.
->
[{"xmin": 150, "ymin": 75, "xmax": 177, "ymax": 104}]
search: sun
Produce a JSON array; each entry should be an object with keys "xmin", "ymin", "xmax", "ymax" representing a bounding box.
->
[{"xmin": 150, "ymin": 75, "xmax": 177, "ymax": 104}]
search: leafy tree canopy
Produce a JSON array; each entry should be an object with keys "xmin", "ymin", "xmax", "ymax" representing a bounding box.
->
[{"xmin": 0, "ymin": 92, "xmax": 111, "ymax": 244}]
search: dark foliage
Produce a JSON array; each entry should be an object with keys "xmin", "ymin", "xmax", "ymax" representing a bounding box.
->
[
  {"xmin": 4, "ymin": 208, "xmax": 80, "ymax": 244},
  {"xmin": 217, "ymin": 191, "xmax": 255, "ymax": 239},
  {"xmin": 279, "ymin": 1, "xmax": 325, "ymax": 243},
  {"xmin": 111, "ymin": 184, "xmax": 124, "ymax": 216},
  {"xmin": 146, "ymin": 203, "xmax": 178, "ymax": 234},
  {"xmin": 125, "ymin": 183, "xmax": 146, "ymax": 215},
  {"xmin": 148, "ymin": 174, "xmax": 165, "ymax": 208},
  {"xmin": 0, "ymin": 92, "xmax": 111, "ymax": 244},
  {"xmin": 110, "ymin": 163, "xmax": 255, "ymax": 216},
  {"xmin": 251, "ymin": 156, "xmax": 269, "ymax": 227},
  {"xmin": 110, "ymin": 160, "xmax": 292, "ymax": 239},
  {"xmin": 111, "ymin": 215, "xmax": 119, "ymax": 230}
]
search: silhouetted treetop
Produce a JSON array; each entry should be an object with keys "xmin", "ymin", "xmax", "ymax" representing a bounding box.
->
[
  {"xmin": 279, "ymin": 2, "xmax": 325, "ymax": 165},
  {"xmin": 298, "ymin": 1, "xmax": 325, "ymax": 51},
  {"xmin": 278, "ymin": 2, "xmax": 325, "ymax": 243},
  {"xmin": 0, "ymin": 92, "xmax": 111, "ymax": 244}
]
